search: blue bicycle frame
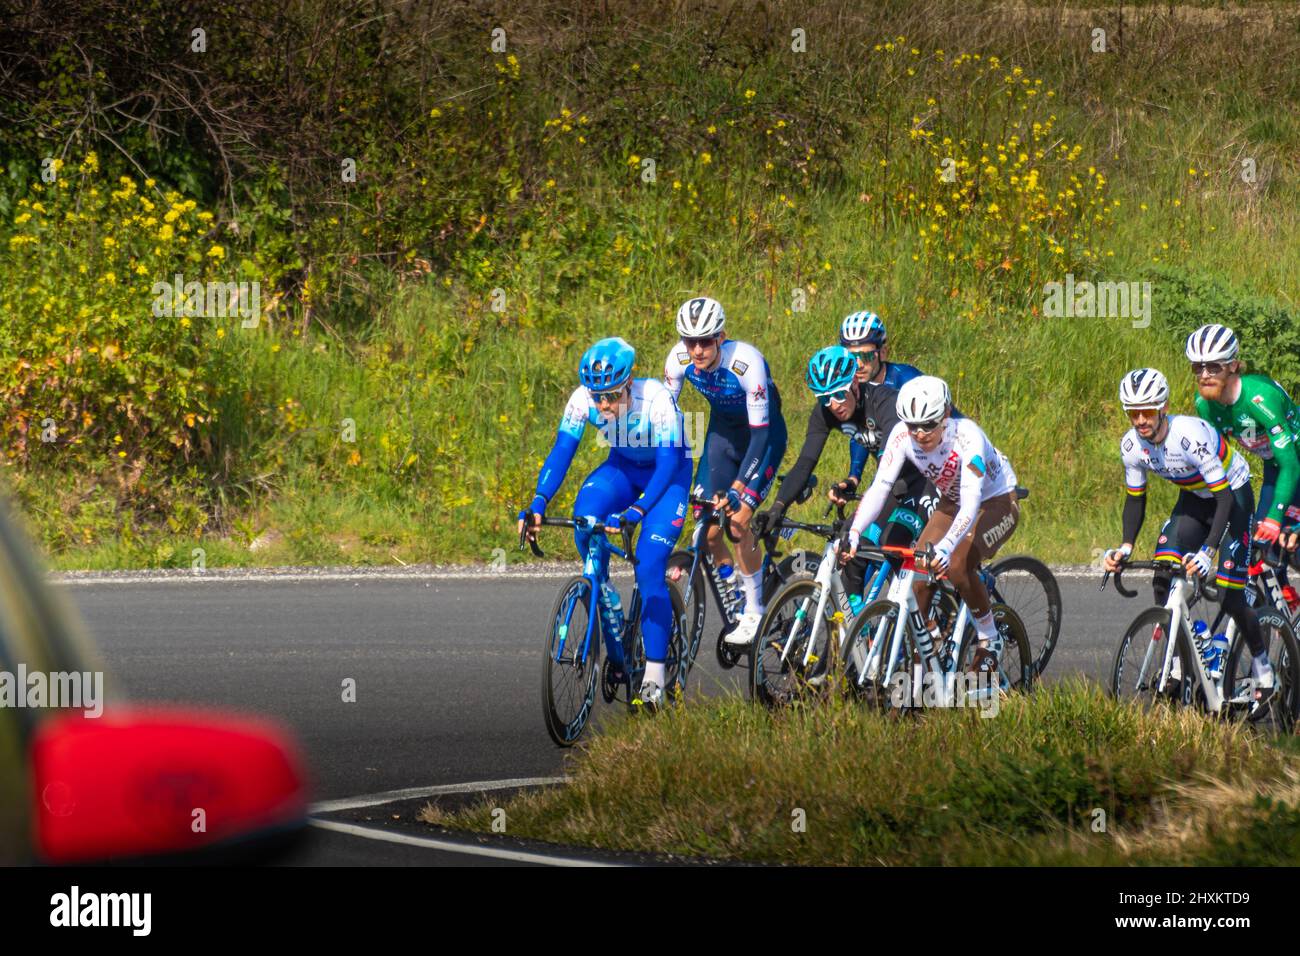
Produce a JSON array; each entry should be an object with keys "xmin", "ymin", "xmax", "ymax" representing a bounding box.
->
[{"xmin": 553, "ymin": 519, "xmax": 634, "ymax": 670}]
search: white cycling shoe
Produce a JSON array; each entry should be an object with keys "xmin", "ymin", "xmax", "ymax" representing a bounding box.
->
[
  {"xmin": 725, "ymin": 612, "xmax": 763, "ymax": 646},
  {"xmin": 634, "ymin": 680, "xmax": 664, "ymax": 711}
]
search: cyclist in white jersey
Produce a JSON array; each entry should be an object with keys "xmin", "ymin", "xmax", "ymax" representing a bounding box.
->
[
  {"xmin": 662, "ymin": 296, "xmax": 788, "ymax": 647},
  {"xmin": 1100, "ymin": 367, "xmax": 1274, "ymax": 716},
  {"xmin": 842, "ymin": 375, "xmax": 1020, "ymax": 676}
]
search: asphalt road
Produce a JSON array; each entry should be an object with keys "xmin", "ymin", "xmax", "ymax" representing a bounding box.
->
[{"xmin": 55, "ymin": 564, "xmax": 1149, "ymax": 863}]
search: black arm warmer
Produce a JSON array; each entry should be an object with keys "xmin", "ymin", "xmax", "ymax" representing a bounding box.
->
[
  {"xmin": 1205, "ymin": 485, "xmax": 1233, "ymax": 551},
  {"xmin": 1121, "ymin": 493, "xmax": 1146, "ymax": 546}
]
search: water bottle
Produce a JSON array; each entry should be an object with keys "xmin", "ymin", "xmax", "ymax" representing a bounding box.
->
[
  {"xmin": 716, "ymin": 563, "xmax": 744, "ymax": 621},
  {"xmin": 599, "ymin": 582, "xmax": 625, "ymax": 647},
  {"xmin": 1191, "ymin": 619, "xmax": 1209, "ymax": 656},
  {"xmin": 1207, "ymin": 632, "xmax": 1229, "ymax": 680}
]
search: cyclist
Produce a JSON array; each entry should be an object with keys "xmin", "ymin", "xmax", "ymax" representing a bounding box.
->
[
  {"xmin": 839, "ymin": 311, "xmax": 923, "ymax": 391},
  {"xmin": 837, "ymin": 377, "xmax": 1019, "ymax": 676},
  {"xmin": 519, "ymin": 337, "xmax": 692, "ymax": 709},
  {"xmin": 1185, "ymin": 324, "xmax": 1300, "ymax": 613},
  {"xmin": 663, "ymin": 296, "xmax": 787, "ymax": 647},
  {"xmin": 833, "ymin": 310, "xmax": 959, "ymax": 506},
  {"xmin": 842, "ymin": 376, "xmax": 1020, "ymax": 677},
  {"xmin": 1100, "ymin": 367, "xmax": 1275, "ymax": 716},
  {"xmin": 752, "ymin": 345, "xmax": 928, "ymax": 615}
]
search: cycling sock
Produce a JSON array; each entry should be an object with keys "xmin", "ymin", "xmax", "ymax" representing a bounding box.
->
[
  {"xmin": 644, "ymin": 660, "xmax": 666, "ymax": 688},
  {"xmin": 1252, "ymin": 652, "xmax": 1275, "ymax": 680},
  {"xmin": 974, "ymin": 610, "xmax": 1002, "ymax": 650},
  {"xmin": 740, "ymin": 570, "xmax": 764, "ymax": 615}
]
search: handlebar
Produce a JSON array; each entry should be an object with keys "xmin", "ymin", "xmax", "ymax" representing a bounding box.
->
[
  {"xmin": 517, "ymin": 513, "xmax": 637, "ymax": 565},
  {"xmin": 1099, "ymin": 558, "xmax": 1207, "ymax": 602}
]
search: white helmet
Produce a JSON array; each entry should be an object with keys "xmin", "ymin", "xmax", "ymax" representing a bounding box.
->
[
  {"xmin": 1119, "ymin": 368, "xmax": 1170, "ymax": 409},
  {"xmin": 1185, "ymin": 324, "xmax": 1239, "ymax": 364},
  {"xmin": 676, "ymin": 296, "xmax": 726, "ymax": 338},
  {"xmin": 896, "ymin": 375, "xmax": 951, "ymax": 424}
]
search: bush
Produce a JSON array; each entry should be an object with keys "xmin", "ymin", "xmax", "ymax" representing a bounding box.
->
[
  {"xmin": 1149, "ymin": 264, "xmax": 1300, "ymax": 393},
  {"xmin": 0, "ymin": 153, "xmax": 240, "ymax": 506}
]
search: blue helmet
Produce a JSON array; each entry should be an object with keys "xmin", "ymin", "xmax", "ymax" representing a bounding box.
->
[
  {"xmin": 578, "ymin": 337, "xmax": 636, "ymax": 390},
  {"xmin": 840, "ymin": 311, "xmax": 886, "ymax": 346},
  {"xmin": 806, "ymin": 345, "xmax": 858, "ymax": 396}
]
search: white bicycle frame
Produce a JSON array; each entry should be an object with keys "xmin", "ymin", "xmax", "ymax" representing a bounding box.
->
[
  {"xmin": 1136, "ymin": 575, "xmax": 1225, "ymax": 713},
  {"xmin": 779, "ymin": 537, "xmax": 856, "ymax": 672},
  {"xmin": 850, "ymin": 562, "xmax": 1002, "ymax": 707}
]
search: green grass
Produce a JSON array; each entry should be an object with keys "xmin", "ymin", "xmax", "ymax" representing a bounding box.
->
[
  {"xmin": 6, "ymin": 0, "xmax": 1300, "ymax": 570},
  {"xmin": 419, "ymin": 682, "xmax": 1300, "ymax": 865}
]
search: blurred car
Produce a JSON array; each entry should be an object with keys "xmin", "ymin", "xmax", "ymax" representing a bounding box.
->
[{"xmin": 0, "ymin": 500, "xmax": 308, "ymax": 864}]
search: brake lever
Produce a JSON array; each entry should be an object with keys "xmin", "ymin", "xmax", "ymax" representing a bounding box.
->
[{"xmin": 518, "ymin": 512, "xmax": 546, "ymax": 558}]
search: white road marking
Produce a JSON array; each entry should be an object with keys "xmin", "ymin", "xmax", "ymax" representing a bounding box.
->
[
  {"xmin": 310, "ymin": 819, "xmax": 620, "ymax": 867},
  {"xmin": 311, "ymin": 776, "xmax": 567, "ymax": 814}
]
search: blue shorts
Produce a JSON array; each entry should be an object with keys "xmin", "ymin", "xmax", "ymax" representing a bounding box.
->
[
  {"xmin": 693, "ymin": 415, "xmax": 788, "ymax": 510},
  {"xmin": 573, "ymin": 452, "xmax": 693, "ymax": 664}
]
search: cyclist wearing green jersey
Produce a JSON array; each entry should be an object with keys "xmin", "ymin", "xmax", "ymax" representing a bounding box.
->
[{"xmin": 1186, "ymin": 324, "xmax": 1300, "ymax": 612}]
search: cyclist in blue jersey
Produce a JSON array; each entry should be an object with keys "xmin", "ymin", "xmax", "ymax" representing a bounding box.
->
[
  {"xmin": 663, "ymin": 297, "xmax": 788, "ymax": 647},
  {"xmin": 830, "ymin": 311, "xmax": 957, "ymax": 509},
  {"xmin": 839, "ymin": 311, "xmax": 924, "ymax": 391},
  {"xmin": 519, "ymin": 337, "xmax": 693, "ymax": 708}
]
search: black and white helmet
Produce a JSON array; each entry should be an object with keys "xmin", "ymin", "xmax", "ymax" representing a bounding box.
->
[
  {"xmin": 675, "ymin": 296, "xmax": 726, "ymax": 338},
  {"xmin": 896, "ymin": 375, "xmax": 951, "ymax": 424},
  {"xmin": 1119, "ymin": 368, "xmax": 1170, "ymax": 409},
  {"xmin": 1185, "ymin": 324, "xmax": 1239, "ymax": 364}
]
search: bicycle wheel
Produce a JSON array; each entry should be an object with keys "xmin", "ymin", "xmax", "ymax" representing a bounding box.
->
[
  {"xmin": 1221, "ymin": 608, "xmax": 1300, "ymax": 734},
  {"xmin": 1110, "ymin": 607, "xmax": 1192, "ymax": 710},
  {"xmin": 955, "ymin": 603, "xmax": 1033, "ymax": 696},
  {"xmin": 659, "ymin": 584, "xmax": 690, "ymax": 701},
  {"xmin": 986, "ymin": 555, "xmax": 1062, "ymax": 678},
  {"xmin": 666, "ymin": 550, "xmax": 706, "ymax": 673},
  {"xmin": 749, "ymin": 573, "xmax": 833, "ymax": 708},
  {"xmin": 842, "ymin": 597, "xmax": 908, "ymax": 708},
  {"xmin": 541, "ymin": 576, "xmax": 601, "ymax": 747}
]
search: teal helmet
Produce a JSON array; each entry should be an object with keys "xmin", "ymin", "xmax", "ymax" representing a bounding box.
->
[
  {"xmin": 578, "ymin": 337, "xmax": 636, "ymax": 390},
  {"xmin": 806, "ymin": 345, "xmax": 858, "ymax": 396}
]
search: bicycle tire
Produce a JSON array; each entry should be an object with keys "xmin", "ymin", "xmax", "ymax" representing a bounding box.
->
[
  {"xmin": 541, "ymin": 575, "xmax": 601, "ymax": 747},
  {"xmin": 621, "ymin": 584, "xmax": 689, "ymax": 707},
  {"xmin": 956, "ymin": 603, "xmax": 1034, "ymax": 696},
  {"xmin": 748, "ymin": 573, "xmax": 833, "ymax": 708},
  {"xmin": 1221, "ymin": 608, "xmax": 1300, "ymax": 734},
  {"xmin": 986, "ymin": 554, "xmax": 1062, "ymax": 678},
  {"xmin": 1110, "ymin": 606, "xmax": 1193, "ymax": 710},
  {"xmin": 666, "ymin": 551, "xmax": 707, "ymax": 674},
  {"xmin": 842, "ymin": 597, "xmax": 908, "ymax": 708}
]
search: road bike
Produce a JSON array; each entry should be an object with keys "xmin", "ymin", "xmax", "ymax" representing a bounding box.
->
[
  {"xmin": 1104, "ymin": 550, "xmax": 1300, "ymax": 733},
  {"xmin": 666, "ymin": 475, "xmax": 819, "ymax": 671},
  {"xmin": 837, "ymin": 543, "xmax": 1033, "ymax": 712},
  {"xmin": 521, "ymin": 516, "xmax": 688, "ymax": 747},
  {"xmin": 778, "ymin": 485, "xmax": 1060, "ymax": 680}
]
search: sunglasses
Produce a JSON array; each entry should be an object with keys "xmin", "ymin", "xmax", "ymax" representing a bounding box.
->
[
  {"xmin": 683, "ymin": 336, "xmax": 719, "ymax": 349},
  {"xmin": 1191, "ymin": 362, "xmax": 1228, "ymax": 376},
  {"xmin": 906, "ymin": 419, "xmax": 944, "ymax": 434},
  {"xmin": 589, "ymin": 387, "xmax": 626, "ymax": 404},
  {"xmin": 817, "ymin": 389, "xmax": 852, "ymax": 406},
  {"xmin": 848, "ymin": 348, "xmax": 881, "ymax": 364}
]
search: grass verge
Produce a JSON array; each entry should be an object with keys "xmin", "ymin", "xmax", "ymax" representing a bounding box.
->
[{"xmin": 419, "ymin": 681, "xmax": 1300, "ymax": 865}]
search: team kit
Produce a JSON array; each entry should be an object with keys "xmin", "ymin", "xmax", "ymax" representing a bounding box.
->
[{"xmin": 517, "ymin": 300, "xmax": 1300, "ymax": 713}]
